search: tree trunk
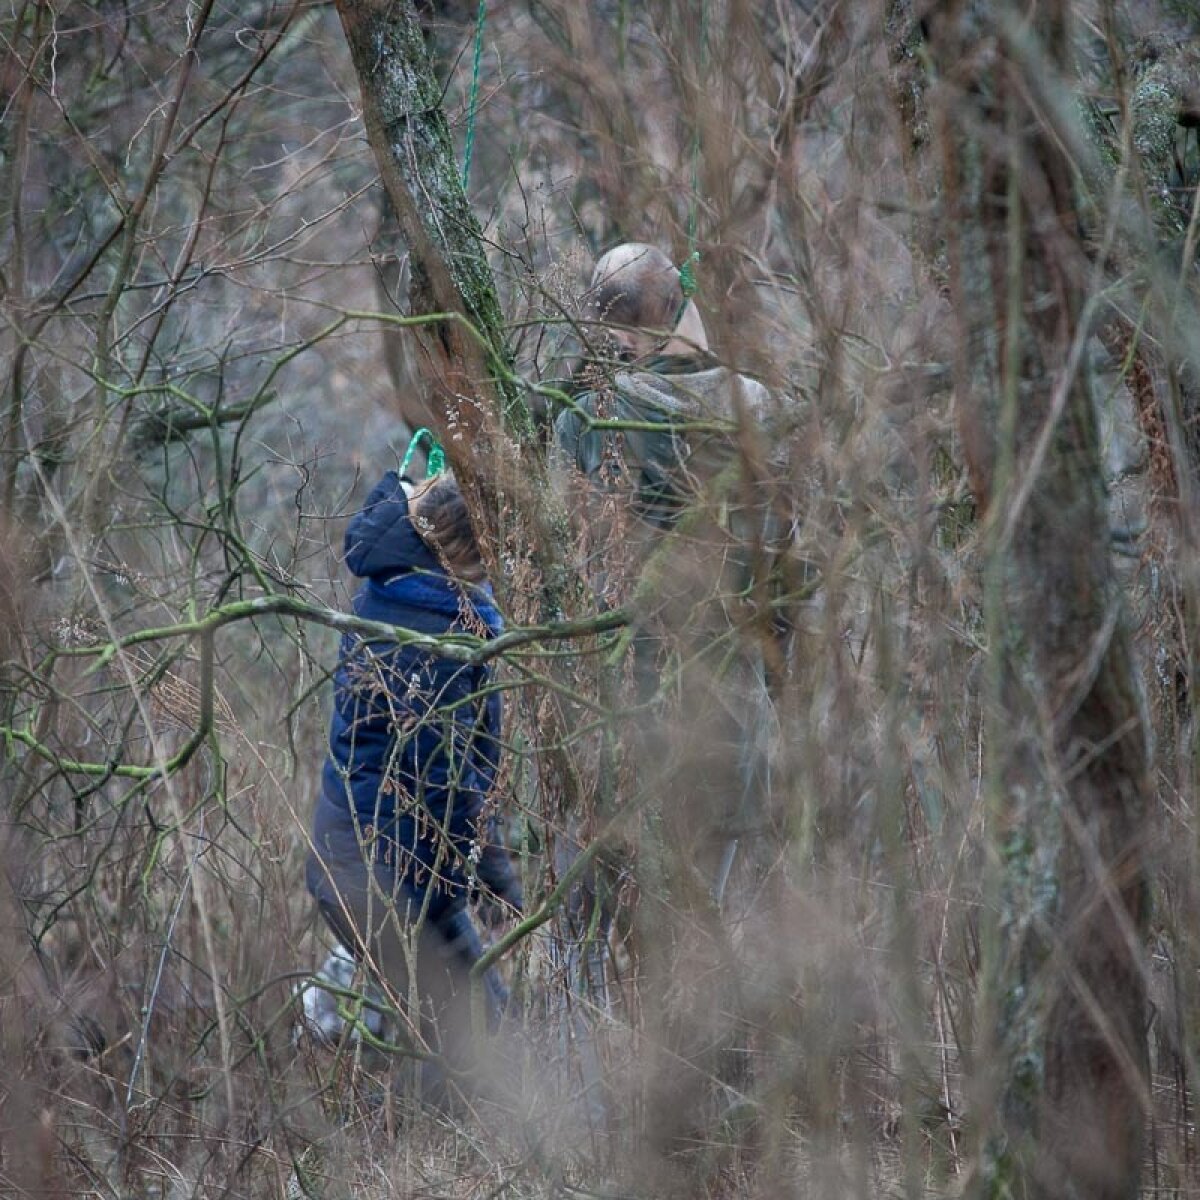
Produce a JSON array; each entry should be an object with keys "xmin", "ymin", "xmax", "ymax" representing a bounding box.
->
[
  {"xmin": 334, "ymin": 0, "xmax": 531, "ymax": 457},
  {"xmin": 335, "ymin": 0, "xmax": 585, "ymax": 622},
  {"xmin": 921, "ymin": 4, "xmax": 1152, "ymax": 1196}
]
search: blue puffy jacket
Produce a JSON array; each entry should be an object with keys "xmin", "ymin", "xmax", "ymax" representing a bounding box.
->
[{"xmin": 309, "ymin": 471, "xmax": 521, "ymax": 923}]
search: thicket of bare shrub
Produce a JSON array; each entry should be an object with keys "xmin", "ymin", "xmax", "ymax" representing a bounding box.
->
[{"xmin": 1, "ymin": 1, "xmax": 1198, "ymax": 1196}]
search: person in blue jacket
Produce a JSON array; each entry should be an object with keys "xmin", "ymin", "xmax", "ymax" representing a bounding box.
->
[{"xmin": 305, "ymin": 468, "xmax": 523, "ymax": 1099}]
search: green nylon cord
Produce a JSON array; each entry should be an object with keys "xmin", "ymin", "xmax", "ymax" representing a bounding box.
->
[
  {"xmin": 461, "ymin": 0, "xmax": 487, "ymax": 190},
  {"xmin": 677, "ymin": 0, "xmax": 708, "ymax": 307},
  {"xmin": 401, "ymin": 428, "xmax": 446, "ymax": 479}
]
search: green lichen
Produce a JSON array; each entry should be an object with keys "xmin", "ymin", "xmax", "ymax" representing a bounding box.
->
[
  {"xmin": 344, "ymin": 0, "xmax": 527, "ymax": 435},
  {"xmin": 1130, "ymin": 55, "xmax": 1195, "ymax": 240}
]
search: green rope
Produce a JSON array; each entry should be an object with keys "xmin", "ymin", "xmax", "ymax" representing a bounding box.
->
[
  {"xmin": 461, "ymin": 0, "xmax": 487, "ymax": 190},
  {"xmin": 401, "ymin": 428, "xmax": 446, "ymax": 479},
  {"xmin": 677, "ymin": 0, "xmax": 708, "ymax": 311},
  {"xmin": 678, "ymin": 249, "xmax": 699, "ymax": 300},
  {"xmin": 677, "ymin": 145, "xmax": 701, "ymax": 304}
]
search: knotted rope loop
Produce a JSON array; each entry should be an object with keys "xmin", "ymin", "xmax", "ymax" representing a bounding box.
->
[{"xmin": 400, "ymin": 428, "xmax": 446, "ymax": 479}]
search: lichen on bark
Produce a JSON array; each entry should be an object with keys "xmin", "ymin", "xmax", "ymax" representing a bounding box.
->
[
  {"xmin": 1131, "ymin": 62, "xmax": 1189, "ymax": 238},
  {"xmin": 335, "ymin": 0, "xmax": 587, "ymax": 629},
  {"xmin": 912, "ymin": 5, "xmax": 1153, "ymax": 1197},
  {"xmin": 335, "ymin": 0, "xmax": 531, "ymax": 445}
]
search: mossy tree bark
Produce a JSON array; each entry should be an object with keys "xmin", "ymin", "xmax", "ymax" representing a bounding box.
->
[
  {"xmin": 334, "ymin": 0, "xmax": 583, "ymax": 622},
  {"xmin": 334, "ymin": 0, "xmax": 529, "ymax": 443},
  {"xmin": 920, "ymin": 4, "xmax": 1153, "ymax": 1197},
  {"xmin": 333, "ymin": 0, "xmax": 592, "ymax": 895}
]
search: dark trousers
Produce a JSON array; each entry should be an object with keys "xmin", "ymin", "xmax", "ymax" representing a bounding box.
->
[
  {"xmin": 305, "ymin": 810, "xmax": 507, "ymax": 1103},
  {"xmin": 627, "ymin": 632, "xmax": 773, "ymax": 1174}
]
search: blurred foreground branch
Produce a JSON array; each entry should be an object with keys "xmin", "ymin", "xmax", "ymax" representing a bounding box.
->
[{"xmin": 920, "ymin": 4, "xmax": 1153, "ymax": 1196}]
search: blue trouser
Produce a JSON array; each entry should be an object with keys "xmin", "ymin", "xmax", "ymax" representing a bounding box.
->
[{"xmin": 305, "ymin": 807, "xmax": 507, "ymax": 1100}]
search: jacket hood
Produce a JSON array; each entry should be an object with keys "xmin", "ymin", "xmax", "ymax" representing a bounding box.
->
[
  {"xmin": 344, "ymin": 470, "xmax": 442, "ymax": 580},
  {"xmin": 344, "ymin": 470, "xmax": 504, "ymax": 636}
]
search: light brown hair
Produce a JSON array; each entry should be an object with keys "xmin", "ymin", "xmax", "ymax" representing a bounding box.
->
[{"xmin": 409, "ymin": 474, "xmax": 487, "ymax": 584}]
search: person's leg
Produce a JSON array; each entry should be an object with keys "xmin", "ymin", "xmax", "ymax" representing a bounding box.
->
[
  {"xmin": 307, "ymin": 820, "xmax": 440, "ymax": 1087},
  {"xmin": 628, "ymin": 639, "xmax": 767, "ymax": 1182},
  {"xmin": 433, "ymin": 905, "xmax": 508, "ymax": 1033},
  {"xmin": 412, "ymin": 905, "xmax": 512, "ymax": 1114},
  {"xmin": 307, "ymin": 820, "xmax": 504, "ymax": 1106}
]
